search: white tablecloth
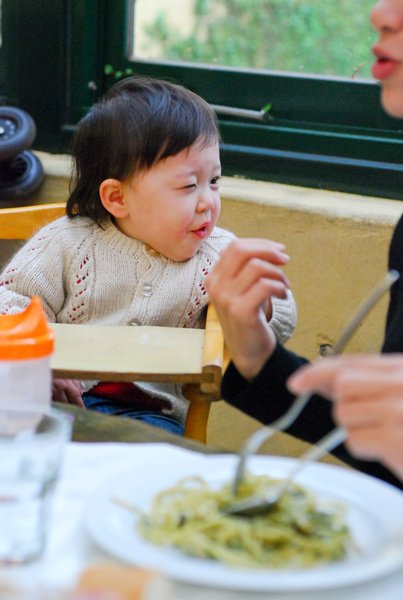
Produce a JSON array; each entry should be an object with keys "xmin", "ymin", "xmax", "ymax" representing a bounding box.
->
[{"xmin": 1, "ymin": 442, "xmax": 403, "ymax": 600}]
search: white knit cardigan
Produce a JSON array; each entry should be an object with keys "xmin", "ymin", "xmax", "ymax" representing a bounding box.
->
[{"xmin": 0, "ymin": 216, "xmax": 297, "ymax": 422}]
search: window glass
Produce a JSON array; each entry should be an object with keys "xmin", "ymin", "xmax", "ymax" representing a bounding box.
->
[{"xmin": 132, "ymin": 0, "xmax": 376, "ymax": 80}]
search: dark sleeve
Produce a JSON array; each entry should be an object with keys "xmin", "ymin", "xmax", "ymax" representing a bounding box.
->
[
  {"xmin": 222, "ymin": 343, "xmax": 307, "ymax": 424},
  {"xmin": 382, "ymin": 213, "xmax": 403, "ymax": 352},
  {"xmin": 222, "ymin": 343, "xmax": 335, "ymax": 442},
  {"xmin": 222, "ymin": 344, "xmax": 403, "ymax": 490}
]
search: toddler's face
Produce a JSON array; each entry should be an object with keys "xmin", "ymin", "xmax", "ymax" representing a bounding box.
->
[
  {"xmin": 371, "ymin": 0, "xmax": 403, "ymax": 118},
  {"xmin": 115, "ymin": 139, "xmax": 221, "ymax": 261}
]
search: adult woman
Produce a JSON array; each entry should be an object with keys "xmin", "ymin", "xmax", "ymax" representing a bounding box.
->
[{"xmin": 205, "ymin": 0, "xmax": 403, "ymax": 488}]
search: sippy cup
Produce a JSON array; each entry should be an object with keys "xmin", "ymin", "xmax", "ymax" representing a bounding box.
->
[{"xmin": 0, "ymin": 296, "xmax": 55, "ymax": 406}]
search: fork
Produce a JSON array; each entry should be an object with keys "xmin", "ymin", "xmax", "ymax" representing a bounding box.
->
[
  {"xmin": 225, "ymin": 426, "xmax": 347, "ymax": 516},
  {"xmin": 231, "ymin": 269, "xmax": 399, "ymax": 497}
]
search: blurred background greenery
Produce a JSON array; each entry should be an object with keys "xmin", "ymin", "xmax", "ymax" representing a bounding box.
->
[{"xmin": 136, "ymin": 0, "xmax": 376, "ymax": 79}]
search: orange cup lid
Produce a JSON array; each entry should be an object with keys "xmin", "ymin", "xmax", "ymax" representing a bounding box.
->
[{"xmin": 0, "ymin": 296, "xmax": 55, "ymax": 360}]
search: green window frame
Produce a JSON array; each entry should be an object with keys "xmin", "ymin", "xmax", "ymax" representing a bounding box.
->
[{"xmin": 1, "ymin": 0, "xmax": 402, "ymax": 199}]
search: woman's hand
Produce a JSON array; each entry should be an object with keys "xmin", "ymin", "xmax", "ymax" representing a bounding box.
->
[
  {"xmin": 52, "ymin": 378, "xmax": 84, "ymax": 407},
  {"xmin": 205, "ymin": 238, "xmax": 290, "ymax": 380},
  {"xmin": 288, "ymin": 354, "xmax": 403, "ymax": 480}
]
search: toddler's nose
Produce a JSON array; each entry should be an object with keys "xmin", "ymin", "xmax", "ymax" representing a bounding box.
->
[{"xmin": 197, "ymin": 187, "xmax": 215, "ymax": 211}]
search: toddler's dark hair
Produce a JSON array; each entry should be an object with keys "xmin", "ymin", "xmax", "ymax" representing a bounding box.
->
[{"xmin": 66, "ymin": 76, "xmax": 220, "ymax": 223}]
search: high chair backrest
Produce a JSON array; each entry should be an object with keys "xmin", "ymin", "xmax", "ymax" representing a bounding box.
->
[
  {"xmin": 0, "ymin": 202, "xmax": 67, "ymax": 239},
  {"xmin": 0, "ymin": 202, "xmax": 224, "ymax": 443}
]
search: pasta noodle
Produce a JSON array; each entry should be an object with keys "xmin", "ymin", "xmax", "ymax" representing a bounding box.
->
[{"xmin": 136, "ymin": 474, "xmax": 352, "ymax": 569}]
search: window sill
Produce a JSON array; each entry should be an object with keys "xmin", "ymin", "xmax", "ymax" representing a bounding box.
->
[{"xmin": 34, "ymin": 150, "xmax": 403, "ymax": 226}]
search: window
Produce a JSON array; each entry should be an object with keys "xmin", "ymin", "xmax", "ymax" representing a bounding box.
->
[
  {"xmin": 132, "ymin": 0, "xmax": 376, "ymax": 79},
  {"xmin": 119, "ymin": 0, "xmax": 403, "ymax": 198},
  {"xmin": 1, "ymin": 0, "xmax": 402, "ymax": 199}
]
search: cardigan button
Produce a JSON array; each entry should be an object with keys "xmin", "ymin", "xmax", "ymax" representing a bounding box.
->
[
  {"xmin": 142, "ymin": 283, "xmax": 153, "ymax": 297},
  {"xmin": 146, "ymin": 245, "xmax": 159, "ymax": 257},
  {"xmin": 129, "ymin": 319, "xmax": 141, "ymax": 326}
]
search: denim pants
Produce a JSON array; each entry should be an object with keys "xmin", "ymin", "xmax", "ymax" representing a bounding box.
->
[{"xmin": 83, "ymin": 393, "xmax": 184, "ymax": 435}]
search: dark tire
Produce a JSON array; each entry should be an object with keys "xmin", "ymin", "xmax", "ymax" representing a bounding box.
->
[
  {"xmin": 0, "ymin": 107, "xmax": 36, "ymax": 161},
  {"xmin": 0, "ymin": 151, "xmax": 44, "ymax": 203}
]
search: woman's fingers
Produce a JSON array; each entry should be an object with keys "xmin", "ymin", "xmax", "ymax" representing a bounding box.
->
[
  {"xmin": 206, "ymin": 239, "xmax": 291, "ymax": 321},
  {"xmin": 288, "ymin": 355, "xmax": 403, "ymax": 477},
  {"xmin": 207, "ymin": 239, "xmax": 290, "ymax": 290},
  {"xmin": 288, "ymin": 354, "xmax": 403, "ymax": 397},
  {"xmin": 344, "ymin": 422, "xmax": 403, "ymax": 461},
  {"xmin": 217, "ymin": 238, "xmax": 290, "ymax": 276},
  {"xmin": 287, "ymin": 358, "xmax": 344, "ymax": 399}
]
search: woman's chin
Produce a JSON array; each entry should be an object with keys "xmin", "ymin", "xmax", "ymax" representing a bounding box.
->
[{"xmin": 381, "ymin": 86, "xmax": 403, "ymax": 119}]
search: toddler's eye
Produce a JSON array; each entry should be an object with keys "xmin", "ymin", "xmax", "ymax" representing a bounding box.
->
[{"xmin": 210, "ymin": 176, "xmax": 220, "ymax": 186}]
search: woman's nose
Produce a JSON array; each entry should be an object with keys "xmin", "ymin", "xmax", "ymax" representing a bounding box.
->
[{"xmin": 371, "ymin": 0, "xmax": 403, "ymax": 32}]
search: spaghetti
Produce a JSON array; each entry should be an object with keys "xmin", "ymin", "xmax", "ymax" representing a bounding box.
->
[{"xmin": 136, "ymin": 474, "xmax": 352, "ymax": 569}]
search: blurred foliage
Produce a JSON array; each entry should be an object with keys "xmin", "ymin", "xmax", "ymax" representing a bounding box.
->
[{"xmin": 140, "ymin": 0, "xmax": 376, "ymax": 79}]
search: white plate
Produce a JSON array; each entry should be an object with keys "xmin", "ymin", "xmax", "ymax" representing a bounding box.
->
[{"xmin": 85, "ymin": 454, "xmax": 403, "ymax": 591}]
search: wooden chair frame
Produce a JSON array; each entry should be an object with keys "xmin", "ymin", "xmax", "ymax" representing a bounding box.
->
[{"xmin": 0, "ymin": 202, "xmax": 224, "ymax": 442}]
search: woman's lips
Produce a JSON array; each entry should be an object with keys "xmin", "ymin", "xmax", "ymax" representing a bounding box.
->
[
  {"xmin": 372, "ymin": 57, "xmax": 399, "ymax": 79},
  {"xmin": 372, "ymin": 46, "xmax": 400, "ymax": 80}
]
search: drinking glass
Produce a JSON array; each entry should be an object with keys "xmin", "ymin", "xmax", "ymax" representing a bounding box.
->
[{"xmin": 0, "ymin": 406, "xmax": 72, "ymax": 564}]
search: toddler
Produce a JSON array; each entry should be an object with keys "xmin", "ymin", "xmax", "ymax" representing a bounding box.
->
[{"xmin": 0, "ymin": 76, "xmax": 297, "ymax": 434}]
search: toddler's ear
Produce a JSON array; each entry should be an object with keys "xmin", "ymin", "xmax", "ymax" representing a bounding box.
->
[{"xmin": 99, "ymin": 179, "xmax": 128, "ymax": 218}]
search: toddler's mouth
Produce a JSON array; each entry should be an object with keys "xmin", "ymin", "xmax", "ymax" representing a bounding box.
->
[{"xmin": 192, "ymin": 222, "xmax": 210, "ymax": 239}]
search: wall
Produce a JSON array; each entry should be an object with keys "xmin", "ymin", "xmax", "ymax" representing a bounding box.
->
[
  {"xmin": 209, "ymin": 178, "xmax": 403, "ymax": 452},
  {"xmin": 219, "ymin": 177, "xmax": 402, "ymax": 359},
  {"xmin": 3, "ymin": 152, "xmax": 402, "ymax": 453}
]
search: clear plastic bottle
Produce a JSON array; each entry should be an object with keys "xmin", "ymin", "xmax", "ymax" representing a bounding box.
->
[{"xmin": 0, "ymin": 296, "xmax": 55, "ymax": 407}]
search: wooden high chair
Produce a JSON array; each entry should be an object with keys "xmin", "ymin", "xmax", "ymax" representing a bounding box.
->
[{"xmin": 0, "ymin": 202, "xmax": 225, "ymax": 442}]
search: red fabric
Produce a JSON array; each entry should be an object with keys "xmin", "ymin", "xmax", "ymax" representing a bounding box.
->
[
  {"xmin": 90, "ymin": 382, "xmax": 138, "ymax": 401},
  {"xmin": 88, "ymin": 381, "xmax": 170, "ymax": 410}
]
